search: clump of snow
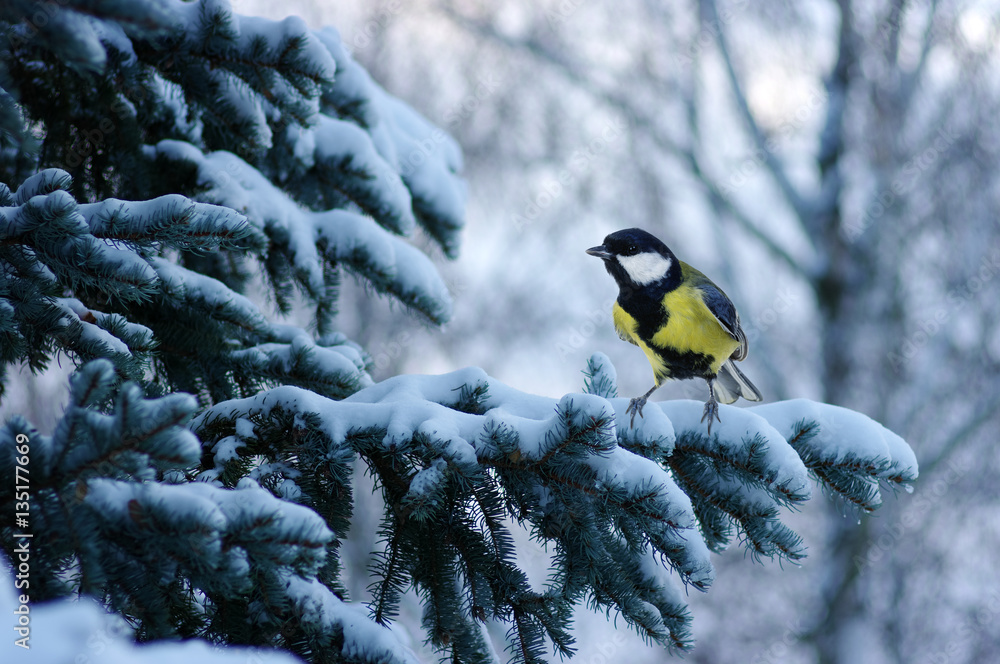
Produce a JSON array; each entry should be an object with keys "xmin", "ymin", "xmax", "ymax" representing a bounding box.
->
[
  {"xmin": 89, "ymin": 16, "xmax": 137, "ymax": 66},
  {"xmin": 311, "ymin": 27, "xmax": 377, "ymax": 126},
  {"xmin": 638, "ymin": 547, "xmax": 687, "ymax": 609},
  {"xmin": 267, "ymin": 324, "xmax": 374, "ymax": 389},
  {"xmin": 150, "ymin": 73, "xmax": 201, "ymax": 143},
  {"xmin": 52, "ymin": 297, "xmax": 132, "ymax": 357},
  {"xmin": 309, "ymin": 115, "xmax": 416, "ymax": 234},
  {"xmin": 149, "ymin": 256, "xmax": 267, "ymax": 328},
  {"xmin": 85, "ymin": 477, "xmax": 332, "ymax": 575},
  {"xmin": 583, "ymin": 350, "xmax": 619, "ymax": 399},
  {"xmin": 349, "ymin": 366, "xmax": 490, "ymax": 408},
  {"xmin": 658, "ymin": 399, "xmax": 812, "ymax": 498},
  {"xmin": 282, "ymin": 572, "xmax": 423, "ymax": 664},
  {"xmin": 235, "ymin": 13, "xmax": 336, "ymax": 83},
  {"xmin": 212, "ymin": 436, "xmax": 245, "ymax": 465},
  {"xmin": 610, "ymin": 396, "xmax": 676, "ymax": 455},
  {"xmin": 751, "ymin": 399, "xmax": 919, "ymax": 483},
  {"xmin": 407, "ymin": 461, "xmax": 446, "ymax": 498},
  {"xmin": 165, "ymin": 0, "xmax": 335, "ymax": 84},
  {"xmin": 367, "ymin": 82, "xmax": 466, "ymax": 233},
  {"xmin": 234, "ymin": 417, "xmax": 255, "ymax": 439}
]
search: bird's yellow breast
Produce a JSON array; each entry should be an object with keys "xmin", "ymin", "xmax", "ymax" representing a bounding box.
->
[
  {"xmin": 613, "ymin": 302, "xmax": 669, "ymax": 380},
  {"xmin": 613, "ymin": 284, "xmax": 741, "ymax": 384}
]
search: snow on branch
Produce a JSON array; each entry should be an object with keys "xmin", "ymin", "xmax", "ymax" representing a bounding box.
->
[
  {"xmin": 753, "ymin": 399, "xmax": 918, "ymax": 512},
  {"xmin": 8, "ymin": 0, "xmax": 466, "ymax": 260},
  {"xmin": 193, "ymin": 352, "xmax": 918, "ymax": 661},
  {"xmin": 283, "ymin": 115, "xmax": 418, "ymax": 236},
  {"xmin": 0, "ymin": 359, "xmax": 421, "ymax": 663},
  {"xmin": 193, "ymin": 369, "xmax": 708, "ymax": 656},
  {"xmin": 52, "ymin": 294, "xmax": 155, "ymax": 381},
  {"xmin": 0, "ymin": 169, "xmax": 370, "ymax": 400},
  {"xmin": 659, "ymin": 401, "xmax": 812, "ymax": 560},
  {"xmin": 149, "ymin": 0, "xmax": 335, "ymax": 149},
  {"xmin": 143, "ymin": 2, "xmax": 466, "ymax": 257},
  {"xmin": 1, "ymin": 177, "xmax": 158, "ymax": 300},
  {"xmin": 312, "ymin": 27, "xmax": 466, "ymax": 257},
  {"xmin": 0, "ymin": 173, "xmax": 177, "ymax": 384},
  {"xmin": 149, "ymin": 140, "xmax": 453, "ymax": 324},
  {"xmin": 5, "ymin": 0, "xmax": 465, "ymax": 367},
  {"xmin": 79, "ymin": 194, "xmax": 259, "ymax": 251}
]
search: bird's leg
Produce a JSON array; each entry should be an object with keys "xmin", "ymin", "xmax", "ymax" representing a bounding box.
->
[
  {"xmin": 701, "ymin": 378, "xmax": 721, "ymax": 435},
  {"xmin": 627, "ymin": 384, "xmax": 660, "ymax": 428}
]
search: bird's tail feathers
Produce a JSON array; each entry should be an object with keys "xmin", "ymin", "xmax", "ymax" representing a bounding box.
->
[{"xmin": 714, "ymin": 360, "xmax": 763, "ymax": 404}]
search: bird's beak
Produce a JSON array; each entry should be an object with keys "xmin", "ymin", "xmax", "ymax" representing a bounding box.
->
[{"xmin": 586, "ymin": 245, "xmax": 612, "ymax": 260}]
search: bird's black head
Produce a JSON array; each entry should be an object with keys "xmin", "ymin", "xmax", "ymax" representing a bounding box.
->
[{"xmin": 586, "ymin": 228, "xmax": 681, "ymax": 292}]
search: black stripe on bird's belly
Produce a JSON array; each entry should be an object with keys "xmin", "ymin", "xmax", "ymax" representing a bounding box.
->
[
  {"xmin": 619, "ymin": 289, "xmax": 715, "ymax": 381},
  {"xmin": 650, "ymin": 346, "xmax": 714, "ymax": 381}
]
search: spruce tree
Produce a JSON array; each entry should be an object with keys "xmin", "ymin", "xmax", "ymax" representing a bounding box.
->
[{"xmin": 0, "ymin": 2, "xmax": 917, "ymax": 663}]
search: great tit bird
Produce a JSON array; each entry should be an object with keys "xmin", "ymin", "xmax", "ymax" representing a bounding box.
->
[{"xmin": 587, "ymin": 228, "xmax": 762, "ymax": 434}]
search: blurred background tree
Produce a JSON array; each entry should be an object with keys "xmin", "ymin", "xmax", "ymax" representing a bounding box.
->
[{"xmin": 209, "ymin": 1, "xmax": 997, "ymax": 662}]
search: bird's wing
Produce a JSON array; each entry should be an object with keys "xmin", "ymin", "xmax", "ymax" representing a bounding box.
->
[{"xmin": 693, "ymin": 279, "xmax": 749, "ymax": 361}]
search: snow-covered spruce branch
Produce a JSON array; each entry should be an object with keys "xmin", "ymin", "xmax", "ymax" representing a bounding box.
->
[
  {"xmin": 0, "ymin": 568, "xmax": 303, "ymax": 664},
  {"xmin": 193, "ymin": 352, "xmax": 917, "ymax": 661},
  {"xmin": 132, "ymin": 0, "xmax": 337, "ymax": 152},
  {"xmin": 0, "ymin": 170, "xmax": 249, "ymax": 386},
  {"xmin": 309, "ymin": 27, "xmax": 466, "ymax": 257},
  {"xmin": 4, "ymin": 0, "xmax": 465, "ymax": 325},
  {"xmin": 0, "ymin": 360, "xmax": 423, "ymax": 663},
  {"xmin": 0, "ymin": 170, "xmax": 370, "ymax": 401},
  {"xmin": 0, "ymin": 358, "xmax": 917, "ymax": 664},
  {"xmin": 145, "ymin": 140, "xmax": 454, "ymax": 326},
  {"xmin": 153, "ymin": 0, "xmax": 465, "ymax": 260}
]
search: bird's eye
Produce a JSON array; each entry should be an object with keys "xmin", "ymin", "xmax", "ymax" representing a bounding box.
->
[{"xmin": 627, "ymin": 245, "xmax": 637, "ymax": 254}]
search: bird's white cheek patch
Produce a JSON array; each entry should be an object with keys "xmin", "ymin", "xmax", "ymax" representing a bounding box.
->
[{"xmin": 617, "ymin": 252, "xmax": 672, "ymax": 285}]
